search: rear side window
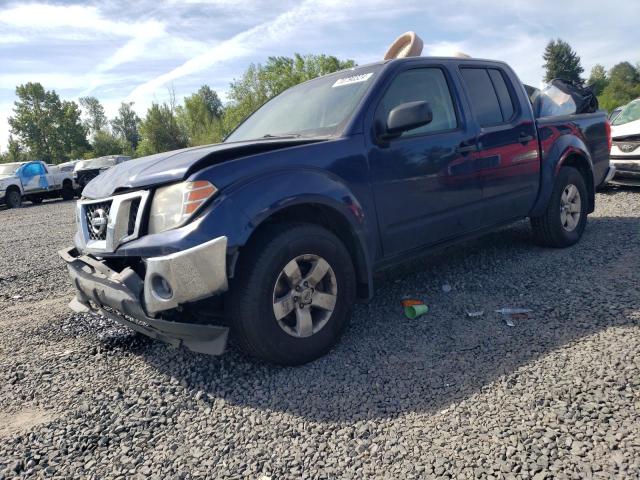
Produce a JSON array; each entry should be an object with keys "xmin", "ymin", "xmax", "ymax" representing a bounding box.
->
[
  {"xmin": 461, "ymin": 67, "xmax": 515, "ymax": 127},
  {"xmin": 488, "ymin": 69, "xmax": 514, "ymax": 120}
]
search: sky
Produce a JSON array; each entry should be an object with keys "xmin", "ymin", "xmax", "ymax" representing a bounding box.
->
[{"xmin": 1, "ymin": 0, "xmax": 639, "ymax": 150}]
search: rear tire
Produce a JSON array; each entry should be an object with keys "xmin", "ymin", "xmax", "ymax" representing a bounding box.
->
[
  {"xmin": 530, "ymin": 166, "xmax": 588, "ymax": 247},
  {"xmin": 227, "ymin": 223, "xmax": 356, "ymax": 365},
  {"xmin": 6, "ymin": 188, "xmax": 22, "ymax": 209}
]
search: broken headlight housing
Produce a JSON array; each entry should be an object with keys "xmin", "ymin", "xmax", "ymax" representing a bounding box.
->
[{"xmin": 148, "ymin": 180, "xmax": 217, "ymax": 234}]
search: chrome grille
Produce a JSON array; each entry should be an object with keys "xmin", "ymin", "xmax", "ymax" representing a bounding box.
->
[
  {"xmin": 84, "ymin": 201, "xmax": 112, "ymax": 240},
  {"xmin": 127, "ymin": 198, "xmax": 141, "ymax": 236},
  {"xmin": 77, "ymin": 190, "xmax": 150, "ymax": 254}
]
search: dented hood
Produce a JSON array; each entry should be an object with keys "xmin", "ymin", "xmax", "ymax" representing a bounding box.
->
[{"xmin": 82, "ymin": 138, "xmax": 323, "ymax": 199}]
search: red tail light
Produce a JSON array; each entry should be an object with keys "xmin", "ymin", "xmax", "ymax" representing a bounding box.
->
[{"xmin": 605, "ymin": 120, "xmax": 612, "ymax": 152}]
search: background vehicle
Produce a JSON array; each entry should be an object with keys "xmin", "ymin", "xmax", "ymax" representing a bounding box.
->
[
  {"xmin": 0, "ymin": 161, "xmax": 75, "ymax": 208},
  {"xmin": 61, "ymin": 57, "xmax": 612, "ymax": 365},
  {"xmin": 608, "ymin": 98, "xmax": 640, "ymax": 185},
  {"xmin": 609, "ymin": 105, "xmax": 625, "ymax": 123},
  {"xmin": 73, "ymin": 155, "xmax": 131, "ymax": 191}
]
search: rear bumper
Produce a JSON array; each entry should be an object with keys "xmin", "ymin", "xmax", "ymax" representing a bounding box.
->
[{"xmin": 59, "ymin": 236, "xmax": 230, "ymax": 355}]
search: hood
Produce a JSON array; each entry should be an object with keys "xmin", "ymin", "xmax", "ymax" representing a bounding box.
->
[
  {"xmin": 611, "ymin": 118, "xmax": 640, "ymax": 140},
  {"xmin": 82, "ymin": 138, "xmax": 325, "ymax": 199}
]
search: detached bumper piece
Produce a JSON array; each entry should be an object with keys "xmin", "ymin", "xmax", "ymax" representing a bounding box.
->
[{"xmin": 59, "ymin": 237, "xmax": 229, "ymax": 355}]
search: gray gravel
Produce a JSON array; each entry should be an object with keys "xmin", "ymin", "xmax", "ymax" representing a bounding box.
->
[{"xmin": 0, "ymin": 191, "xmax": 639, "ymax": 479}]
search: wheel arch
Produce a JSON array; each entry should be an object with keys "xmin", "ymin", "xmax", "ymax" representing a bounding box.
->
[
  {"xmin": 235, "ymin": 202, "xmax": 372, "ymax": 300},
  {"xmin": 530, "ymin": 139, "xmax": 595, "ymax": 217}
]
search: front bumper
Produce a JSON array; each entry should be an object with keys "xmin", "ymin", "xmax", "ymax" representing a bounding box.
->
[
  {"xmin": 609, "ymin": 158, "xmax": 640, "ymax": 185},
  {"xmin": 59, "ymin": 236, "xmax": 230, "ymax": 355}
]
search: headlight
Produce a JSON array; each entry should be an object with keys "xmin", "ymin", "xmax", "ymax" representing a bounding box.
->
[{"xmin": 148, "ymin": 180, "xmax": 217, "ymax": 234}]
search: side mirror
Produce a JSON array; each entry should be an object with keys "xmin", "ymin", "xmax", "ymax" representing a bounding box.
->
[{"xmin": 385, "ymin": 101, "xmax": 433, "ymax": 137}]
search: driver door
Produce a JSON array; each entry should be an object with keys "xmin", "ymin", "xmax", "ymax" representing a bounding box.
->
[
  {"xmin": 19, "ymin": 162, "xmax": 48, "ymax": 194},
  {"xmin": 367, "ymin": 66, "xmax": 483, "ymax": 257}
]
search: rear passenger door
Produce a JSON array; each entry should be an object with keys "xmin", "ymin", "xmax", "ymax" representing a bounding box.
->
[{"xmin": 459, "ymin": 66, "xmax": 540, "ymax": 225}]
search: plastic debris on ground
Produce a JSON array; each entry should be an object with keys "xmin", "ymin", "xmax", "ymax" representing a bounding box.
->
[
  {"xmin": 466, "ymin": 310, "xmax": 484, "ymax": 318},
  {"xmin": 504, "ymin": 317, "xmax": 515, "ymax": 327},
  {"xmin": 495, "ymin": 308, "xmax": 531, "ymax": 315},
  {"xmin": 401, "ymin": 298, "xmax": 429, "ymax": 319}
]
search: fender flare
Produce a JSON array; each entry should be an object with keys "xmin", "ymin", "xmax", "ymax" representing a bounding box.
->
[
  {"xmin": 529, "ymin": 136, "xmax": 595, "ymax": 217},
  {"xmin": 220, "ymin": 169, "xmax": 375, "ymax": 298}
]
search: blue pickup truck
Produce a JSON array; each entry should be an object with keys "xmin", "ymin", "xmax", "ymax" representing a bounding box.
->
[{"xmin": 60, "ymin": 57, "xmax": 613, "ymax": 365}]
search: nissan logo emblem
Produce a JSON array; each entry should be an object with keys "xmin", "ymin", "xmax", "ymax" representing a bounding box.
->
[{"xmin": 90, "ymin": 208, "xmax": 108, "ymax": 236}]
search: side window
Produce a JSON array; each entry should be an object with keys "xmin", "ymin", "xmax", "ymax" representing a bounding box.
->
[
  {"xmin": 488, "ymin": 69, "xmax": 515, "ymax": 121},
  {"xmin": 376, "ymin": 68, "xmax": 457, "ymax": 137},
  {"xmin": 22, "ymin": 163, "xmax": 43, "ymax": 177},
  {"xmin": 460, "ymin": 68, "xmax": 503, "ymax": 126}
]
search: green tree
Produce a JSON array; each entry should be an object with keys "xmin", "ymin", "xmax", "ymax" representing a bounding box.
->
[
  {"xmin": 542, "ymin": 39, "xmax": 584, "ymax": 84},
  {"xmin": 90, "ymin": 130, "xmax": 125, "ymax": 157},
  {"xmin": 8, "ymin": 82, "xmax": 89, "ymax": 163},
  {"xmin": 79, "ymin": 96, "xmax": 108, "ymax": 137},
  {"xmin": 598, "ymin": 62, "xmax": 640, "ymax": 112},
  {"xmin": 587, "ymin": 64, "xmax": 608, "ymax": 96},
  {"xmin": 176, "ymin": 85, "xmax": 224, "ymax": 146},
  {"xmin": 111, "ymin": 102, "xmax": 141, "ymax": 154},
  {"xmin": 0, "ymin": 136, "xmax": 28, "ymax": 163},
  {"xmin": 136, "ymin": 102, "xmax": 186, "ymax": 156},
  {"xmin": 222, "ymin": 53, "xmax": 355, "ymax": 137}
]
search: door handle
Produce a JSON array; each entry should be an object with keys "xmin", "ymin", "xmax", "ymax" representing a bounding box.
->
[
  {"xmin": 456, "ymin": 143, "xmax": 479, "ymax": 154},
  {"xmin": 518, "ymin": 133, "xmax": 534, "ymax": 144}
]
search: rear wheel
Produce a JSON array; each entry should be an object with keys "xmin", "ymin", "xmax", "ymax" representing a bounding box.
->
[
  {"xmin": 227, "ymin": 223, "xmax": 356, "ymax": 365},
  {"xmin": 6, "ymin": 188, "xmax": 22, "ymax": 209},
  {"xmin": 530, "ymin": 166, "xmax": 588, "ymax": 247}
]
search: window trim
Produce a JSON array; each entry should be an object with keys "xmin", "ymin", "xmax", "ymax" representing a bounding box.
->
[
  {"xmin": 459, "ymin": 65, "xmax": 521, "ymax": 129},
  {"xmin": 374, "ymin": 65, "xmax": 462, "ymax": 142}
]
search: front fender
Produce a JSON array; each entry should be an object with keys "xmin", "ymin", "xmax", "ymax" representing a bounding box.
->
[{"xmin": 530, "ymin": 132, "xmax": 595, "ymax": 217}]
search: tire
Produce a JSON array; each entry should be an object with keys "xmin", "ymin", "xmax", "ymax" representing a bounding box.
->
[
  {"xmin": 30, "ymin": 195, "xmax": 43, "ymax": 205},
  {"xmin": 530, "ymin": 166, "xmax": 588, "ymax": 247},
  {"xmin": 61, "ymin": 184, "xmax": 74, "ymax": 201},
  {"xmin": 227, "ymin": 223, "xmax": 356, "ymax": 365},
  {"xmin": 5, "ymin": 188, "xmax": 22, "ymax": 209}
]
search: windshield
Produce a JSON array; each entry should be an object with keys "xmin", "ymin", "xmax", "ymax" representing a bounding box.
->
[
  {"xmin": 225, "ymin": 65, "xmax": 381, "ymax": 142},
  {"xmin": 612, "ymin": 100, "xmax": 640, "ymax": 126},
  {"xmin": 0, "ymin": 163, "xmax": 21, "ymax": 175}
]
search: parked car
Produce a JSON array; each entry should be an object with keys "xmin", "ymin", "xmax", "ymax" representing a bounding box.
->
[
  {"xmin": 60, "ymin": 57, "xmax": 613, "ymax": 365},
  {"xmin": 0, "ymin": 161, "xmax": 75, "ymax": 208},
  {"xmin": 73, "ymin": 155, "xmax": 131, "ymax": 191},
  {"xmin": 608, "ymin": 98, "xmax": 640, "ymax": 185}
]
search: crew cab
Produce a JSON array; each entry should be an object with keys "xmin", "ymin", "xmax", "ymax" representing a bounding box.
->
[
  {"xmin": 0, "ymin": 160, "xmax": 75, "ymax": 208},
  {"xmin": 60, "ymin": 57, "xmax": 613, "ymax": 365}
]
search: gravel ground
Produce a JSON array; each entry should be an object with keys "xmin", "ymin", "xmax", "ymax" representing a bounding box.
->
[{"xmin": 0, "ymin": 190, "xmax": 639, "ymax": 479}]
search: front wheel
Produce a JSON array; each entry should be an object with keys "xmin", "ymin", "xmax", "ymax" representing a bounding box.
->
[
  {"xmin": 227, "ymin": 224, "xmax": 356, "ymax": 365},
  {"xmin": 5, "ymin": 189, "xmax": 22, "ymax": 209},
  {"xmin": 530, "ymin": 166, "xmax": 588, "ymax": 247}
]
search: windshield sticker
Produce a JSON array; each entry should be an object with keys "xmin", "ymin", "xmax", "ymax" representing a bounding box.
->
[{"xmin": 332, "ymin": 73, "xmax": 373, "ymax": 88}]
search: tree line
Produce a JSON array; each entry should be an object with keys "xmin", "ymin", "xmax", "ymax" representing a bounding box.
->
[
  {"xmin": 2, "ymin": 43, "xmax": 638, "ymax": 164},
  {"xmin": 0, "ymin": 54, "xmax": 354, "ymax": 164}
]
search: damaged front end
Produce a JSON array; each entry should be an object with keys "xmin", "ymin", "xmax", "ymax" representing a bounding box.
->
[{"xmin": 59, "ymin": 236, "xmax": 230, "ymax": 356}]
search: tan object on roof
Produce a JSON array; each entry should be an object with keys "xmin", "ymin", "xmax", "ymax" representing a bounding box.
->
[
  {"xmin": 383, "ymin": 31, "xmax": 424, "ymax": 60},
  {"xmin": 453, "ymin": 51, "xmax": 472, "ymax": 58}
]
